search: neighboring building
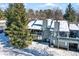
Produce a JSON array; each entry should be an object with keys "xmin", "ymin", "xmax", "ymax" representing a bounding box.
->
[
  {"xmin": 28, "ymin": 20, "xmax": 43, "ymax": 40},
  {"xmin": 28, "ymin": 19, "xmax": 79, "ymax": 50},
  {"xmin": 69, "ymin": 24, "xmax": 79, "ymax": 38},
  {"xmin": 0, "ymin": 20, "xmax": 6, "ymax": 33}
]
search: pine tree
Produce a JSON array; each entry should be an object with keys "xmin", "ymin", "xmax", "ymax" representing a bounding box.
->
[
  {"xmin": 64, "ymin": 3, "xmax": 76, "ymax": 22},
  {"xmin": 0, "ymin": 9, "xmax": 5, "ymax": 20},
  {"xmin": 5, "ymin": 3, "xmax": 32, "ymax": 48}
]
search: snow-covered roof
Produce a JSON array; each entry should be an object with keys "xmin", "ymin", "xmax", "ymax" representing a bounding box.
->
[
  {"xmin": 28, "ymin": 19, "xmax": 69, "ymax": 32},
  {"xmin": 28, "ymin": 20, "xmax": 42, "ymax": 30},
  {"xmin": 28, "ymin": 20, "xmax": 35, "ymax": 29},
  {"xmin": 29, "ymin": 25, "xmax": 42, "ymax": 30},
  {"xmin": 51, "ymin": 20, "xmax": 55, "ymax": 29},
  {"xmin": 34, "ymin": 20, "xmax": 43, "ymax": 26},
  {"xmin": 69, "ymin": 24, "xmax": 79, "ymax": 30},
  {"xmin": 59, "ymin": 20, "xmax": 69, "ymax": 32},
  {"xmin": 0, "ymin": 20, "xmax": 7, "ymax": 29},
  {"xmin": 48, "ymin": 20, "xmax": 69, "ymax": 32},
  {"xmin": 78, "ymin": 24, "xmax": 79, "ymax": 27},
  {"xmin": 0, "ymin": 20, "xmax": 6, "ymax": 23},
  {"xmin": 28, "ymin": 19, "xmax": 79, "ymax": 32},
  {"xmin": 47, "ymin": 19, "xmax": 53, "ymax": 27}
]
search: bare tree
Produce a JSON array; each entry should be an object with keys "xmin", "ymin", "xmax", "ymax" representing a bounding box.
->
[
  {"xmin": 27, "ymin": 9, "xmax": 35, "ymax": 20},
  {"xmin": 44, "ymin": 9, "xmax": 52, "ymax": 19},
  {"xmin": 54, "ymin": 8, "xmax": 63, "ymax": 20}
]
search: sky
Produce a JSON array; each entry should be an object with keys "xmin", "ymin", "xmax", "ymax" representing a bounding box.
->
[{"xmin": 0, "ymin": 3, "xmax": 79, "ymax": 14}]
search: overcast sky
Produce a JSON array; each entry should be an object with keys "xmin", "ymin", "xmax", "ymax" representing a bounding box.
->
[{"xmin": 0, "ymin": 3, "xmax": 79, "ymax": 13}]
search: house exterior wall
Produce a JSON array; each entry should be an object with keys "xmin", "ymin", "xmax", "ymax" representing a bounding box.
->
[
  {"xmin": 53, "ymin": 39, "xmax": 68, "ymax": 48},
  {"xmin": 53, "ymin": 37, "xmax": 79, "ymax": 50},
  {"xmin": 0, "ymin": 20, "xmax": 6, "ymax": 30},
  {"xmin": 28, "ymin": 19, "xmax": 79, "ymax": 50}
]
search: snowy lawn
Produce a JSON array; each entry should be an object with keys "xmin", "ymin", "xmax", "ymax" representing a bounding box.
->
[{"xmin": 0, "ymin": 41, "xmax": 79, "ymax": 56}]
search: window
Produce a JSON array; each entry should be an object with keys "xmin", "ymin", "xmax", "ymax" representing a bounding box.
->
[
  {"xmin": 69, "ymin": 30, "xmax": 78, "ymax": 38},
  {"xmin": 37, "ymin": 31, "xmax": 42, "ymax": 35},
  {"xmin": 59, "ymin": 32, "xmax": 67, "ymax": 37}
]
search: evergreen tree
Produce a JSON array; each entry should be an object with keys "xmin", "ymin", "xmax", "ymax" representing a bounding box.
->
[
  {"xmin": 5, "ymin": 3, "xmax": 32, "ymax": 48},
  {"xmin": 0, "ymin": 9, "xmax": 5, "ymax": 20},
  {"xmin": 64, "ymin": 3, "xmax": 76, "ymax": 22}
]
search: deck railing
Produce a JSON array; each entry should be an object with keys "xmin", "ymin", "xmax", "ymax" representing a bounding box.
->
[{"xmin": 57, "ymin": 37, "xmax": 79, "ymax": 41}]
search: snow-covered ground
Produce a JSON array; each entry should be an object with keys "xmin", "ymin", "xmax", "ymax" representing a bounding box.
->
[{"xmin": 0, "ymin": 41, "xmax": 79, "ymax": 56}]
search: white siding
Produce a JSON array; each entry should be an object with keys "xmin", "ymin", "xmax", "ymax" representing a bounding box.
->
[{"xmin": 0, "ymin": 20, "xmax": 6, "ymax": 30}]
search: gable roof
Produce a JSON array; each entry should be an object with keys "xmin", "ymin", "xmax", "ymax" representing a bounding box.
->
[
  {"xmin": 69, "ymin": 24, "xmax": 79, "ymax": 30},
  {"xmin": 59, "ymin": 20, "xmax": 69, "ymax": 32},
  {"xmin": 28, "ymin": 20, "xmax": 42, "ymax": 30},
  {"xmin": 28, "ymin": 19, "xmax": 79, "ymax": 32}
]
